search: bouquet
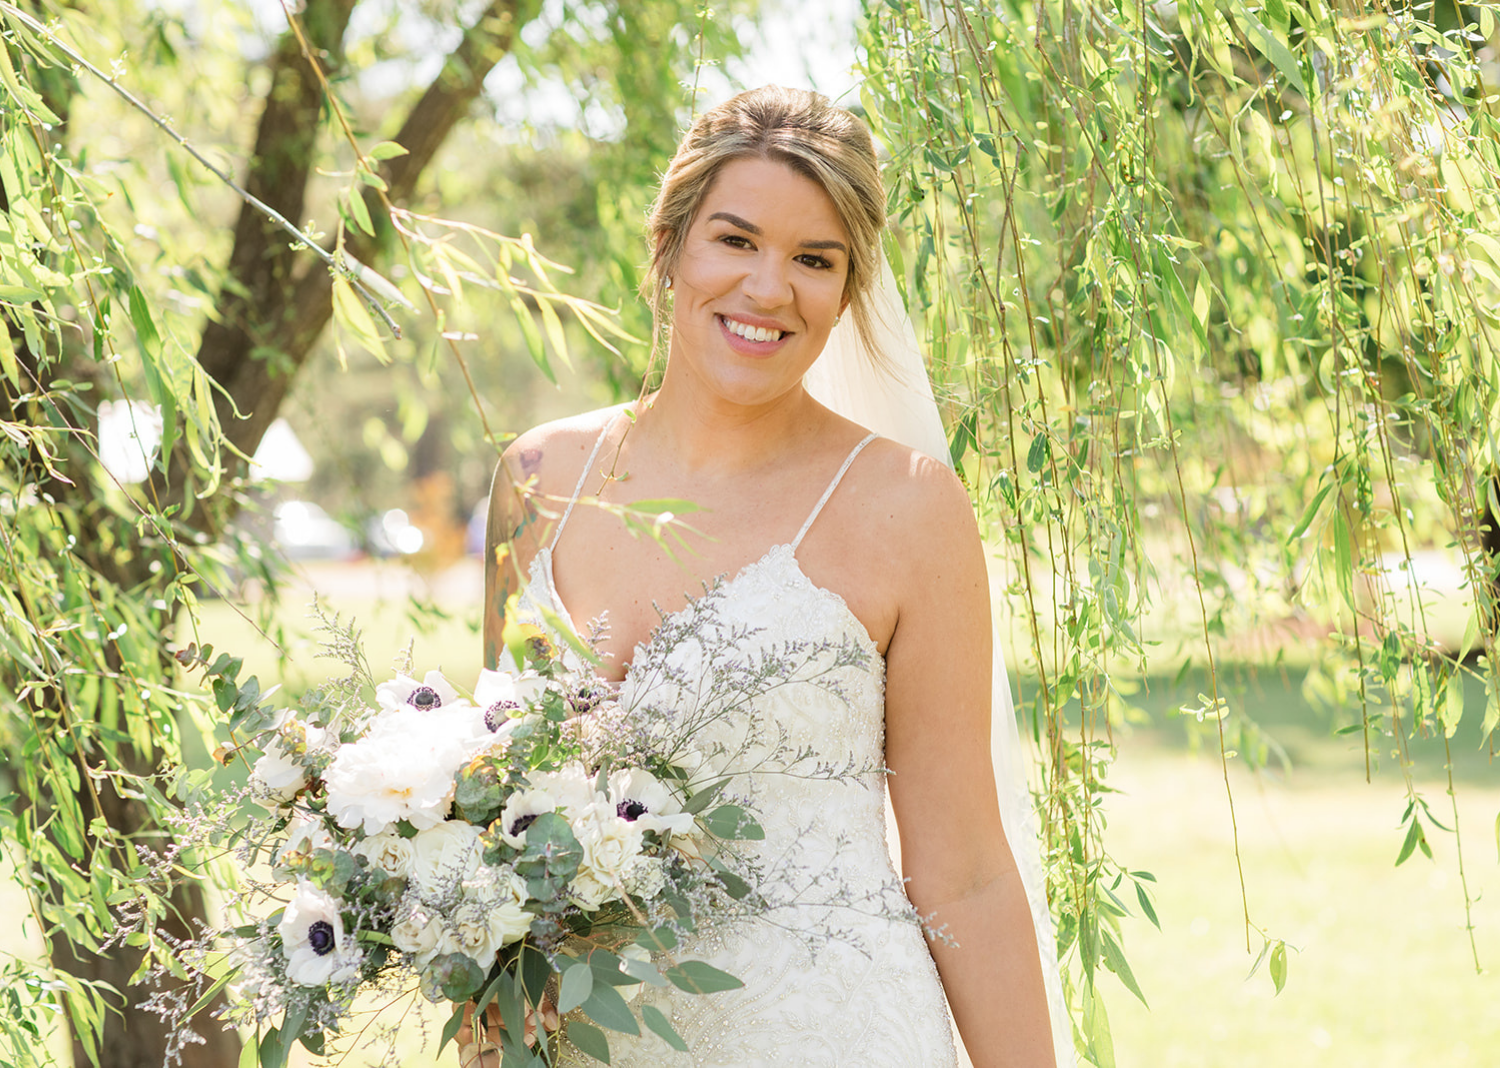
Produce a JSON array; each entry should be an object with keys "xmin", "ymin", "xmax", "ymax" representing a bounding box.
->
[{"xmin": 161, "ymin": 603, "xmax": 802, "ymax": 1068}]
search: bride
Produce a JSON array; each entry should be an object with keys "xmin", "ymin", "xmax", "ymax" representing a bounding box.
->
[{"xmin": 474, "ymin": 86, "xmax": 1062, "ymax": 1067}]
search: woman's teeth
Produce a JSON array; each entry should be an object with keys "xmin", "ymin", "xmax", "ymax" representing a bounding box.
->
[{"xmin": 723, "ymin": 317, "xmax": 785, "ymax": 343}]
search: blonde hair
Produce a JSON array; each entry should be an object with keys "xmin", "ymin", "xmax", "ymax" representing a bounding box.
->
[{"xmin": 643, "ymin": 85, "xmax": 890, "ymax": 373}]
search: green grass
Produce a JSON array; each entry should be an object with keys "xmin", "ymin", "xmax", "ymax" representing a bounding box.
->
[{"xmin": 1101, "ymin": 743, "xmax": 1500, "ymax": 1067}]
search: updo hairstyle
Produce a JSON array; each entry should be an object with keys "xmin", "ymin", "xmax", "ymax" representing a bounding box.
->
[{"xmin": 645, "ymin": 85, "xmax": 891, "ymax": 372}]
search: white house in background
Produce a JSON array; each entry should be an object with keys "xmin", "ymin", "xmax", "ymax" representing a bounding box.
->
[
  {"xmin": 97, "ymin": 399, "xmax": 162, "ymax": 484},
  {"xmin": 98, "ymin": 404, "xmax": 311, "ymax": 486},
  {"xmin": 249, "ymin": 418, "xmax": 314, "ymax": 482}
]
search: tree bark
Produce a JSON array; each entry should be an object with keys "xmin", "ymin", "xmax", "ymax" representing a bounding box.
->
[{"xmin": 161, "ymin": 0, "xmax": 535, "ymax": 521}]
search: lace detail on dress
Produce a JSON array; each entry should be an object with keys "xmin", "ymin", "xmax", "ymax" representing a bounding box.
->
[{"xmin": 516, "ymin": 544, "xmax": 959, "ymax": 1068}]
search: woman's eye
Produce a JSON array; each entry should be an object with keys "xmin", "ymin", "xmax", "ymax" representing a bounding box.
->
[
  {"xmin": 798, "ymin": 254, "xmax": 834, "ymax": 270},
  {"xmin": 720, "ymin": 234, "xmax": 753, "ymax": 249}
]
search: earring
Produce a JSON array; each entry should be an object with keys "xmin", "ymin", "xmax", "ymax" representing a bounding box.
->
[
  {"xmin": 834, "ymin": 313, "xmax": 842, "ymax": 325},
  {"xmin": 664, "ymin": 276, "xmax": 673, "ymax": 290}
]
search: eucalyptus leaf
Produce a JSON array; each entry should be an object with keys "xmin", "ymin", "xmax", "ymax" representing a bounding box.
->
[{"xmin": 663, "ymin": 960, "xmax": 744, "ymax": 995}]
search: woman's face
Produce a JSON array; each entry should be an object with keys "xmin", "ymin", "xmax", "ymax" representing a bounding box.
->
[{"xmin": 666, "ymin": 157, "xmax": 851, "ymax": 409}]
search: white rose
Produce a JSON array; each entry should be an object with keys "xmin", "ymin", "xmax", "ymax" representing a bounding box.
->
[
  {"xmin": 409, "ymin": 821, "xmax": 482, "ymax": 896},
  {"xmin": 622, "ymin": 854, "xmax": 667, "ymax": 899},
  {"xmin": 354, "ymin": 831, "xmax": 416, "ymax": 879},
  {"xmin": 391, "ymin": 899, "xmax": 442, "ymax": 967},
  {"xmin": 568, "ymin": 801, "xmax": 645, "ymax": 911},
  {"xmin": 438, "ymin": 878, "xmax": 533, "ymax": 969},
  {"xmin": 250, "ymin": 713, "xmax": 330, "ymax": 806},
  {"xmin": 277, "ymin": 881, "xmax": 361, "ymax": 987},
  {"xmin": 615, "ymin": 943, "xmax": 655, "ymax": 1001},
  {"xmin": 274, "ymin": 811, "xmax": 336, "ymax": 867},
  {"xmin": 568, "ymin": 867, "xmax": 617, "ymax": 912},
  {"xmin": 575, "ymin": 801, "xmax": 645, "ymax": 877}
]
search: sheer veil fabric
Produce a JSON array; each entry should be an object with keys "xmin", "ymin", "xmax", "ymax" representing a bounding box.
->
[{"xmin": 804, "ymin": 259, "xmax": 1074, "ymax": 1066}]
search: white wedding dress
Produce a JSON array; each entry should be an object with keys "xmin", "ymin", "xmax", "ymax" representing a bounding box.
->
[{"xmin": 515, "ymin": 428, "xmax": 959, "ymax": 1067}]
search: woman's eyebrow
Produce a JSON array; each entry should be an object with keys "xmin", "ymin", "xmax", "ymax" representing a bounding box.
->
[{"xmin": 706, "ymin": 211, "xmax": 848, "ymax": 254}]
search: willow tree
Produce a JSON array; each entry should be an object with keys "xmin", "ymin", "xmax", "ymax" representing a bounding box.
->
[
  {"xmin": 0, "ymin": 1, "xmax": 750, "ymax": 1065},
  {"xmin": 862, "ymin": 0, "xmax": 1500, "ymax": 1060}
]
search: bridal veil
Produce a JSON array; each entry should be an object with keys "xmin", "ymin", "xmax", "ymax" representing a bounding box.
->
[{"xmin": 804, "ymin": 258, "xmax": 1074, "ymax": 1066}]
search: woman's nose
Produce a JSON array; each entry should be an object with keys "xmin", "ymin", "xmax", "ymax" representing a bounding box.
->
[{"xmin": 740, "ymin": 255, "xmax": 793, "ymax": 308}]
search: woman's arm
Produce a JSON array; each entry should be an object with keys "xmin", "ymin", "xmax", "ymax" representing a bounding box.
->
[
  {"xmin": 482, "ymin": 441, "xmax": 545, "ymax": 671},
  {"xmin": 883, "ymin": 462, "xmax": 1056, "ymax": 1068}
]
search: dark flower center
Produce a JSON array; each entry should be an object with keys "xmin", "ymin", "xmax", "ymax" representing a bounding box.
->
[
  {"xmin": 509, "ymin": 813, "xmax": 538, "ymax": 837},
  {"xmin": 307, "ymin": 919, "xmax": 336, "ymax": 956},
  {"xmin": 617, "ymin": 800, "xmax": 648, "ymax": 822},
  {"xmin": 407, "ymin": 686, "xmax": 442, "ymax": 710},
  {"xmin": 484, "ymin": 699, "xmax": 521, "ymax": 732},
  {"xmin": 568, "ymin": 684, "xmax": 606, "ymax": 714}
]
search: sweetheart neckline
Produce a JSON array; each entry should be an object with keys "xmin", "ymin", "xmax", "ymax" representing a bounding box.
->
[{"xmin": 533, "ymin": 542, "xmax": 882, "ymax": 684}]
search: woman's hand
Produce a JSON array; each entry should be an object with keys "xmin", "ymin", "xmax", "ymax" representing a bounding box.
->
[{"xmin": 455, "ymin": 998, "xmax": 560, "ymax": 1066}]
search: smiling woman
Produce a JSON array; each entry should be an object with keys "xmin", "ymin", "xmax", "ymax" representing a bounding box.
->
[
  {"xmin": 477, "ymin": 86, "xmax": 1063, "ymax": 1067},
  {"xmin": 664, "ymin": 158, "xmax": 851, "ymax": 412}
]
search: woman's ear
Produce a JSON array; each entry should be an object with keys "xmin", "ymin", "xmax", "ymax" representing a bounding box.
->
[{"xmin": 652, "ymin": 229, "xmax": 674, "ymax": 276}]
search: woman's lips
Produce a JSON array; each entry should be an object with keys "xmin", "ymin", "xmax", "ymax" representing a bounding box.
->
[{"xmin": 717, "ymin": 314, "xmax": 791, "ymax": 355}]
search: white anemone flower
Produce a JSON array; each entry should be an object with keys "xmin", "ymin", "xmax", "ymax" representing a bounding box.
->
[
  {"xmin": 375, "ymin": 670, "xmax": 461, "ymax": 714},
  {"xmin": 496, "ymin": 788, "xmax": 558, "ymax": 849},
  {"xmin": 278, "ymin": 881, "xmax": 361, "ymax": 987},
  {"xmin": 607, "ymin": 768, "xmax": 695, "ymax": 839}
]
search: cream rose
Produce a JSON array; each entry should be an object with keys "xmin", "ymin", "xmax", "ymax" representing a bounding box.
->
[
  {"xmin": 391, "ymin": 899, "xmax": 442, "ymax": 967},
  {"xmin": 354, "ymin": 831, "xmax": 417, "ymax": 879},
  {"xmin": 409, "ymin": 821, "xmax": 482, "ymax": 896}
]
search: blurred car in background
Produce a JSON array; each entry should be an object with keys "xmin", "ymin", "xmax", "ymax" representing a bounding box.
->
[
  {"xmin": 272, "ymin": 500, "xmax": 358, "ymax": 561},
  {"xmin": 366, "ymin": 507, "xmax": 426, "ymax": 557}
]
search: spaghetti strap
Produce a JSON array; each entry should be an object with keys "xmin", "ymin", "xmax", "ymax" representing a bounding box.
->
[
  {"xmin": 551, "ymin": 421, "xmax": 613, "ymax": 551},
  {"xmin": 791, "ymin": 433, "xmax": 878, "ymax": 550}
]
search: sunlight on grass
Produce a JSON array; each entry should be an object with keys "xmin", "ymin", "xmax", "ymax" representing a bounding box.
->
[{"xmin": 1103, "ymin": 746, "xmax": 1500, "ymax": 1067}]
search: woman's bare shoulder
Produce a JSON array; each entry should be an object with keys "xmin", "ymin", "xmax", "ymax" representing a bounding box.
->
[
  {"xmin": 854, "ymin": 436, "xmax": 978, "ymax": 549},
  {"xmin": 497, "ymin": 404, "xmax": 629, "ymax": 496}
]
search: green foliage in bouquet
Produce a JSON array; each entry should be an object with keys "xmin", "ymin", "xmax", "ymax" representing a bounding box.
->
[{"xmin": 154, "ymin": 594, "xmax": 873, "ymax": 1067}]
